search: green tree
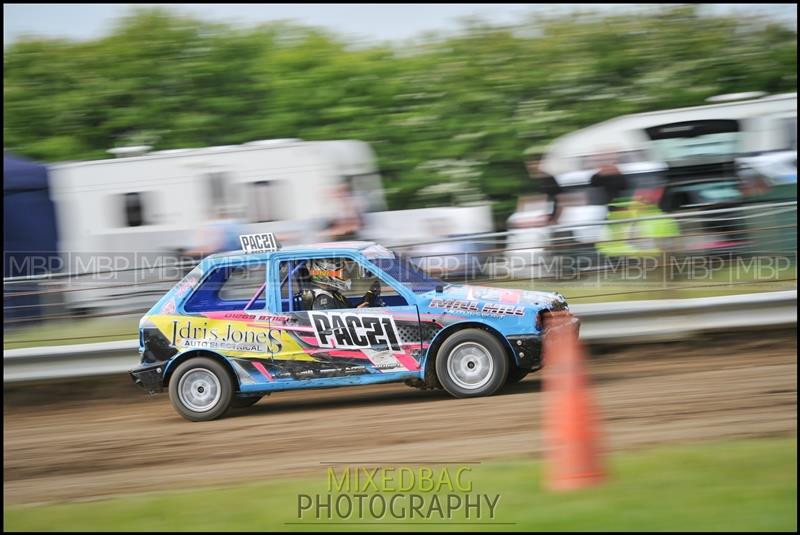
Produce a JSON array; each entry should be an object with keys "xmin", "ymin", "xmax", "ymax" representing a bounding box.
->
[{"xmin": 4, "ymin": 6, "xmax": 796, "ymax": 227}]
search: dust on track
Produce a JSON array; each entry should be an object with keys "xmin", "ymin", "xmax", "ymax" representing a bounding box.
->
[{"xmin": 4, "ymin": 330, "xmax": 796, "ymax": 505}]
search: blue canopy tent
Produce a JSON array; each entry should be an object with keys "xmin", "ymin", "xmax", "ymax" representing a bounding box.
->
[{"xmin": 4, "ymin": 153, "xmax": 60, "ymax": 323}]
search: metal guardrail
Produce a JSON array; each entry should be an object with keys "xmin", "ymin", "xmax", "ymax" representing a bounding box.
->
[
  {"xmin": 574, "ymin": 289, "xmax": 797, "ymax": 341},
  {"xmin": 4, "ymin": 290, "xmax": 796, "ymax": 383},
  {"xmin": 4, "ymin": 340, "xmax": 138, "ymax": 383}
]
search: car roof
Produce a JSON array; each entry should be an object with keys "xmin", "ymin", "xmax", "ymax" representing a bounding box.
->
[{"xmin": 202, "ymin": 241, "xmax": 381, "ymax": 265}]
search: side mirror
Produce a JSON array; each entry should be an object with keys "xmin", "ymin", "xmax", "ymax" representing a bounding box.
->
[{"xmin": 435, "ymin": 285, "xmax": 444, "ymax": 293}]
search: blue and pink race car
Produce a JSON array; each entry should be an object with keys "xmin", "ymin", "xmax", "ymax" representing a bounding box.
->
[{"xmin": 130, "ymin": 235, "xmax": 569, "ymax": 421}]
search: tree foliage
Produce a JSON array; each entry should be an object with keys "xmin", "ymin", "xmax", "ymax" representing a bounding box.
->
[{"xmin": 4, "ymin": 6, "xmax": 796, "ymax": 224}]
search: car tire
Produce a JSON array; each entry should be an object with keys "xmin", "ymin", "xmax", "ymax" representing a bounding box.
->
[
  {"xmin": 168, "ymin": 357, "xmax": 234, "ymax": 421},
  {"xmin": 230, "ymin": 395, "xmax": 263, "ymax": 409},
  {"xmin": 435, "ymin": 329, "xmax": 508, "ymax": 398},
  {"xmin": 505, "ymin": 368, "xmax": 530, "ymax": 385}
]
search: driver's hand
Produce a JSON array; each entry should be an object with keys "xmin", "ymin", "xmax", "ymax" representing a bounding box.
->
[{"xmin": 360, "ymin": 280, "xmax": 382, "ymax": 308}]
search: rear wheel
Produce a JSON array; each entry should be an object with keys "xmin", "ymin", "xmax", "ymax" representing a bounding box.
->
[
  {"xmin": 435, "ymin": 329, "xmax": 508, "ymax": 398},
  {"xmin": 169, "ymin": 357, "xmax": 234, "ymax": 421}
]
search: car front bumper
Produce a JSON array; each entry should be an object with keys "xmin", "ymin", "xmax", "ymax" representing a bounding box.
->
[
  {"xmin": 507, "ymin": 315, "xmax": 582, "ymax": 370},
  {"xmin": 506, "ymin": 334, "xmax": 544, "ymax": 371}
]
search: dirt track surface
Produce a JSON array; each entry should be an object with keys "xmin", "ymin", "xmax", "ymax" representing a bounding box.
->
[{"xmin": 4, "ymin": 330, "xmax": 797, "ymax": 505}]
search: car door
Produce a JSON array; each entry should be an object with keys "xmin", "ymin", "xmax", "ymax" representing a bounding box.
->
[{"xmin": 267, "ymin": 253, "xmax": 422, "ymax": 382}]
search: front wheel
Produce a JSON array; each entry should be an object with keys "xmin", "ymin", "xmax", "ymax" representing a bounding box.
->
[
  {"xmin": 230, "ymin": 395, "xmax": 263, "ymax": 409},
  {"xmin": 435, "ymin": 329, "xmax": 508, "ymax": 398},
  {"xmin": 169, "ymin": 357, "xmax": 234, "ymax": 421},
  {"xmin": 505, "ymin": 368, "xmax": 530, "ymax": 385}
]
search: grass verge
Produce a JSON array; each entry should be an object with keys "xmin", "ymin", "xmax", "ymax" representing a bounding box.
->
[{"xmin": 4, "ymin": 438, "xmax": 796, "ymax": 531}]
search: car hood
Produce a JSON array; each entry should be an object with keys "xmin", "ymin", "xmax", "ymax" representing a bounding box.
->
[{"xmin": 418, "ymin": 284, "xmax": 567, "ymax": 311}]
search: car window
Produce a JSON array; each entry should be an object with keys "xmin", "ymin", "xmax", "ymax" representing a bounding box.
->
[
  {"xmin": 661, "ymin": 182, "xmax": 743, "ymax": 211},
  {"xmin": 690, "ymin": 182, "xmax": 742, "ymax": 203},
  {"xmin": 184, "ymin": 263, "xmax": 267, "ymax": 312},
  {"xmin": 278, "ymin": 257, "xmax": 407, "ymax": 312}
]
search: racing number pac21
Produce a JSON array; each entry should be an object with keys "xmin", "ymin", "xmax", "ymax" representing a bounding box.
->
[
  {"xmin": 309, "ymin": 312, "xmax": 403, "ymax": 351},
  {"xmin": 239, "ymin": 232, "xmax": 279, "ymax": 254}
]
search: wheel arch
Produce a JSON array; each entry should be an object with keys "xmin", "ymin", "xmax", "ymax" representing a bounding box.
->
[
  {"xmin": 421, "ymin": 321, "xmax": 517, "ymax": 387},
  {"xmin": 163, "ymin": 350, "xmax": 239, "ymax": 389}
]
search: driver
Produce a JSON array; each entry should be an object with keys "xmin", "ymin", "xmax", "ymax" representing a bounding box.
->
[{"xmin": 300, "ymin": 259, "xmax": 383, "ymax": 310}]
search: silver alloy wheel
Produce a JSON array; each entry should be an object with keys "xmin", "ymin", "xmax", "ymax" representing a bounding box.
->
[
  {"xmin": 178, "ymin": 368, "xmax": 222, "ymax": 412},
  {"xmin": 446, "ymin": 341, "xmax": 495, "ymax": 390}
]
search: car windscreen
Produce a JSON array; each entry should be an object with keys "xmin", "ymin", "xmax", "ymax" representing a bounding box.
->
[{"xmin": 370, "ymin": 256, "xmax": 443, "ymax": 293}]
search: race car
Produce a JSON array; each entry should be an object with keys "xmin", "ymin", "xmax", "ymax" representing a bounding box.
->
[{"xmin": 130, "ymin": 234, "xmax": 570, "ymax": 421}]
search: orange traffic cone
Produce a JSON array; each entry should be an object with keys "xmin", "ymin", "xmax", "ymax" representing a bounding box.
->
[{"xmin": 542, "ymin": 311, "xmax": 605, "ymax": 491}]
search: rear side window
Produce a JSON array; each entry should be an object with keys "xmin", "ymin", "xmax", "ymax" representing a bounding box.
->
[{"xmin": 184, "ymin": 263, "xmax": 267, "ymax": 312}]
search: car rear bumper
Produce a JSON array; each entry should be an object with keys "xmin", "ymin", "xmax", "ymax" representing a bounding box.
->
[{"xmin": 130, "ymin": 361, "xmax": 166, "ymax": 394}]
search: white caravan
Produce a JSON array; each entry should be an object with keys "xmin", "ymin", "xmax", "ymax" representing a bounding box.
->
[
  {"xmin": 50, "ymin": 139, "xmax": 386, "ymax": 257},
  {"xmin": 48, "ymin": 139, "xmax": 387, "ymax": 312}
]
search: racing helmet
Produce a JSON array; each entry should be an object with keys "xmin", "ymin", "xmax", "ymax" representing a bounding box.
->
[{"xmin": 308, "ymin": 259, "xmax": 352, "ymax": 293}]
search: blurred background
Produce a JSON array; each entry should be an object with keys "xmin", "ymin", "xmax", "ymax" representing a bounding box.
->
[
  {"xmin": 3, "ymin": 3, "xmax": 797, "ymax": 331},
  {"xmin": 3, "ymin": 3, "xmax": 797, "ymax": 531}
]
